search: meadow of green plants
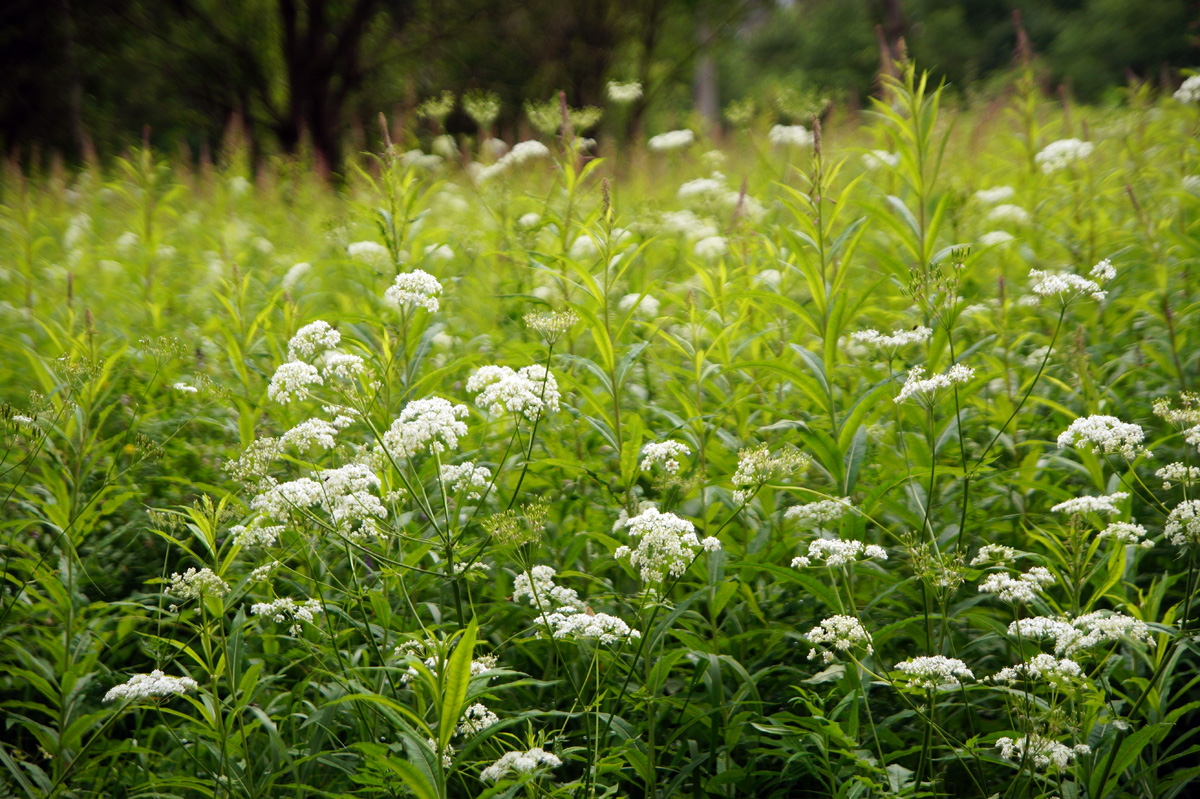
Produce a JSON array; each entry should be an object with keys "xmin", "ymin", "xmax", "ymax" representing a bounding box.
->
[{"xmin": 3, "ymin": 67, "xmax": 1200, "ymax": 799}]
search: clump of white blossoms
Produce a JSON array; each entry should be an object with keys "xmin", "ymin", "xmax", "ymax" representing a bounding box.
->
[
  {"xmin": 280, "ymin": 418, "xmax": 338, "ymax": 450},
  {"xmin": 481, "ymin": 747, "xmax": 562, "ymax": 782},
  {"xmin": 1166, "ymin": 500, "xmax": 1200, "ymax": 546},
  {"xmin": 467, "ymin": 364, "xmax": 560, "ymax": 421},
  {"xmin": 996, "ymin": 735, "xmax": 1091, "ymax": 771},
  {"xmin": 250, "ymin": 477, "xmax": 324, "ymax": 517},
  {"xmin": 104, "ymin": 670, "xmax": 199, "ymax": 703},
  {"xmin": 384, "ymin": 269, "xmax": 442, "ymax": 313},
  {"xmin": 1051, "ymin": 492, "xmax": 1128, "ymax": 516},
  {"xmin": 382, "ymin": 397, "xmax": 469, "ymax": 458},
  {"xmin": 615, "ymin": 507, "xmax": 721, "ymax": 582},
  {"xmin": 970, "ymin": 544, "xmax": 1016, "ymax": 566},
  {"xmin": 288, "ymin": 321, "xmax": 340, "ymax": 361},
  {"xmin": 441, "ymin": 462, "xmax": 491, "ymax": 499},
  {"xmin": 474, "ymin": 140, "xmax": 552, "ymax": 181},
  {"xmin": 251, "ymin": 597, "xmax": 324, "ymax": 635},
  {"xmin": 230, "ymin": 520, "xmax": 284, "ymax": 547},
  {"xmin": 862, "ymin": 150, "xmax": 899, "ymax": 169},
  {"xmin": 1157, "ymin": 463, "xmax": 1200, "ymax": 489},
  {"xmin": 694, "ymin": 235, "xmax": 728, "ymax": 260},
  {"xmin": 348, "ymin": 240, "xmax": 391, "ymax": 267},
  {"xmin": 606, "ymin": 80, "xmax": 642, "ymax": 103},
  {"xmin": 851, "ymin": 326, "xmax": 932, "ymax": 354},
  {"xmin": 456, "ymin": 703, "xmax": 499, "ymax": 736},
  {"xmin": 731, "ymin": 444, "xmax": 810, "ymax": 503},
  {"xmin": 806, "ymin": 615, "xmax": 873, "ymax": 663},
  {"xmin": 895, "ymin": 655, "xmax": 974, "ymax": 689},
  {"xmin": 320, "ymin": 352, "xmax": 367, "ymax": 382},
  {"xmin": 513, "ymin": 565, "xmax": 584, "ymax": 611},
  {"xmin": 1035, "ymin": 138, "xmax": 1094, "ymax": 173},
  {"xmin": 618, "ymin": 293, "xmax": 661, "ymax": 318},
  {"xmin": 894, "ymin": 364, "xmax": 974, "ymax": 404},
  {"xmin": 1097, "ymin": 521, "xmax": 1153, "ymax": 548},
  {"xmin": 1057, "ymin": 415, "xmax": 1149, "ymax": 459},
  {"xmin": 785, "ymin": 499, "xmax": 854, "ymax": 530},
  {"xmin": 1028, "ymin": 259, "xmax": 1115, "ymax": 304},
  {"xmin": 173, "ymin": 382, "xmax": 198, "ymax": 394},
  {"xmin": 768, "ymin": 124, "xmax": 814, "ymax": 147},
  {"xmin": 978, "ymin": 230, "xmax": 1015, "ymax": 247},
  {"xmin": 267, "ymin": 361, "xmax": 323, "ymax": 404},
  {"xmin": 791, "ymin": 538, "xmax": 886, "ymax": 568},
  {"xmin": 543, "ymin": 610, "xmax": 641, "ymax": 645},
  {"xmin": 1174, "ymin": 75, "xmax": 1200, "ymax": 104},
  {"xmin": 648, "ymin": 129, "xmax": 695, "ymax": 152},
  {"xmin": 986, "ymin": 203, "xmax": 1031, "ymax": 225},
  {"xmin": 168, "ymin": 567, "xmax": 229, "ymax": 600},
  {"xmin": 973, "ymin": 185, "xmax": 1015, "ymax": 204},
  {"xmin": 978, "ymin": 566, "xmax": 1055, "ymax": 604},
  {"xmin": 523, "ymin": 309, "xmax": 578, "ymax": 345},
  {"xmin": 1009, "ymin": 611, "xmax": 1157, "ymax": 656},
  {"xmin": 641, "ymin": 440, "xmax": 690, "ymax": 473},
  {"xmin": 991, "ymin": 654, "xmax": 1083, "ymax": 688}
]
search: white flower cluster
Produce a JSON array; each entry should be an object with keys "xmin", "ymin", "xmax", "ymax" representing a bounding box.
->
[
  {"xmin": 970, "ymin": 544, "xmax": 1016, "ymax": 566},
  {"xmin": 607, "ymin": 81, "xmax": 643, "ymax": 103},
  {"xmin": 1009, "ymin": 611, "xmax": 1156, "ymax": 656},
  {"xmin": 973, "ymin": 185, "xmax": 1015, "ymax": 204},
  {"xmin": 987, "ymin": 204, "xmax": 1031, "ymax": 225},
  {"xmin": 694, "ymin": 235, "xmax": 728, "ymax": 260},
  {"xmin": 543, "ymin": 610, "xmax": 641, "ymax": 644},
  {"xmin": 348, "ymin": 240, "xmax": 390, "ymax": 267},
  {"xmin": 513, "ymin": 565, "xmax": 584, "ymax": 611},
  {"xmin": 805, "ymin": 615, "xmax": 873, "ymax": 663},
  {"xmin": 251, "ymin": 477, "xmax": 325, "ymax": 517},
  {"xmin": 481, "ymin": 747, "xmax": 562, "ymax": 782},
  {"xmin": 995, "ymin": 735, "xmax": 1090, "ymax": 770},
  {"xmin": 473, "ymin": 140, "xmax": 551, "ymax": 181},
  {"xmin": 862, "ymin": 150, "xmax": 899, "ymax": 169},
  {"xmin": 267, "ymin": 361, "xmax": 323, "ymax": 404},
  {"xmin": 456, "ymin": 703, "xmax": 499, "ymax": 736},
  {"xmin": 978, "ymin": 566, "xmax": 1054, "ymax": 604},
  {"xmin": 1174, "ymin": 75, "xmax": 1200, "ymax": 103},
  {"xmin": 791, "ymin": 538, "xmax": 886, "ymax": 569},
  {"xmin": 288, "ymin": 321, "xmax": 341, "ymax": 361},
  {"xmin": 895, "ymin": 364, "xmax": 974, "ymax": 403},
  {"xmin": 660, "ymin": 209, "xmax": 719, "ymax": 240},
  {"xmin": 768, "ymin": 125, "xmax": 813, "ymax": 147},
  {"xmin": 978, "ymin": 230, "xmax": 1015, "ymax": 247},
  {"xmin": 322, "ymin": 352, "xmax": 367, "ymax": 381},
  {"xmin": 104, "ymin": 670, "xmax": 199, "ymax": 703},
  {"xmin": 641, "ymin": 440, "xmax": 690, "ymax": 473},
  {"xmin": 1051, "ymin": 492, "xmax": 1128, "ymax": 516},
  {"xmin": 384, "ymin": 269, "xmax": 442, "ymax": 313},
  {"xmin": 251, "ymin": 597, "xmax": 324, "ymax": 635},
  {"xmin": 785, "ymin": 498, "xmax": 854, "ymax": 529},
  {"xmin": 851, "ymin": 326, "xmax": 932, "ymax": 352},
  {"xmin": 1057, "ymin": 415, "xmax": 1149, "ymax": 458},
  {"xmin": 382, "ymin": 397, "xmax": 470, "ymax": 458},
  {"xmin": 1028, "ymin": 260, "xmax": 1114, "ymax": 304},
  {"xmin": 895, "ymin": 655, "xmax": 974, "ymax": 689},
  {"xmin": 991, "ymin": 654, "xmax": 1083, "ymax": 688},
  {"xmin": 441, "ymin": 462, "xmax": 491, "ymax": 499},
  {"xmin": 173, "ymin": 382, "xmax": 198, "ymax": 394},
  {"xmin": 281, "ymin": 418, "xmax": 338, "ymax": 451},
  {"xmin": 230, "ymin": 521, "xmax": 284, "ymax": 547},
  {"xmin": 466, "ymin": 364, "xmax": 560, "ymax": 421},
  {"xmin": 1097, "ymin": 521, "xmax": 1153, "ymax": 548},
  {"xmin": 618, "ymin": 293, "xmax": 661, "ymax": 318},
  {"xmin": 1166, "ymin": 500, "xmax": 1200, "ymax": 546},
  {"xmin": 1035, "ymin": 138, "xmax": 1094, "ymax": 173},
  {"xmin": 615, "ymin": 507, "xmax": 720, "ymax": 582},
  {"xmin": 1157, "ymin": 462, "xmax": 1200, "ymax": 489},
  {"xmin": 648, "ymin": 129, "xmax": 695, "ymax": 151},
  {"xmin": 168, "ymin": 567, "xmax": 229, "ymax": 599},
  {"xmin": 227, "ymin": 437, "xmax": 283, "ymax": 483},
  {"xmin": 731, "ymin": 445, "xmax": 810, "ymax": 503}
]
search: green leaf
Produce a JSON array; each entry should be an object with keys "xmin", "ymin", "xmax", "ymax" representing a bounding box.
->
[{"xmin": 439, "ymin": 619, "xmax": 477, "ymax": 752}]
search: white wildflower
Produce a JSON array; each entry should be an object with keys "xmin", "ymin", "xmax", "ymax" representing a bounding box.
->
[
  {"xmin": 978, "ymin": 566, "xmax": 1055, "ymax": 603},
  {"xmin": 996, "ymin": 735, "xmax": 1090, "ymax": 770},
  {"xmin": 851, "ymin": 326, "xmax": 932, "ymax": 352},
  {"xmin": 513, "ymin": 565, "xmax": 584, "ymax": 611},
  {"xmin": 1166, "ymin": 500, "xmax": 1200, "ymax": 546},
  {"xmin": 640, "ymin": 441, "xmax": 691, "ymax": 473},
  {"xmin": 321, "ymin": 352, "xmax": 367, "ymax": 381},
  {"xmin": 1051, "ymin": 492, "xmax": 1128, "ymax": 516},
  {"xmin": 768, "ymin": 124, "xmax": 814, "ymax": 147},
  {"xmin": 731, "ymin": 445, "xmax": 810, "ymax": 503},
  {"xmin": 1097, "ymin": 521, "xmax": 1153, "ymax": 548},
  {"xmin": 466, "ymin": 364, "xmax": 560, "ymax": 421},
  {"xmin": 615, "ymin": 507, "xmax": 720, "ymax": 582},
  {"xmin": 1157, "ymin": 462, "xmax": 1200, "ymax": 489},
  {"xmin": 607, "ymin": 81, "xmax": 643, "ymax": 103},
  {"xmin": 970, "ymin": 544, "xmax": 1016, "ymax": 566},
  {"xmin": 287, "ymin": 321, "xmax": 341, "ymax": 361},
  {"xmin": 694, "ymin": 235, "xmax": 728, "ymax": 260},
  {"xmin": 168, "ymin": 567, "xmax": 229, "ymax": 600},
  {"xmin": 1035, "ymin": 139, "xmax": 1094, "ymax": 173},
  {"xmin": 456, "ymin": 703, "xmax": 499, "ymax": 736},
  {"xmin": 895, "ymin": 364, "xmax": 974, "ymax": 403},
  {"xmin": 785, "ymin": 499, "xmax": 854, "ymax": 529},
  {"xmin": 282, "ymin": 261, "xmax": 312, "ymax": 292},
  {"xmin": 862, "ymin": 150, "xmax": 899, "ymax": 169},
  {"xmin": 382, "ymin": 397, "xmax": 470, "ymax": 458},
  {"xmin": 978, "ymin": 230, "xmax": 1015, "ymax": 247},
  {"xmin": 173, "ymin": 382, "xmax": 198, "ymax": 394},
  {"xmin": 992, "ymin": 653, "xmax": 1083, "ymax": 688},
  {"xmin": 230, "ymin": 522, "xmax": 284, "ymax": 548},
  {"xmin": 251, "ymin": 597, "xmax": 324, "ymax": 635},
  {"xmin": 384, "ymin": 269, "xmax": 442, "ymax": 313},
  {"xmin": 1009, "ymin": 611, "xmax": 1157, "ymax": 656},
  {"xmin": 648, "ymin": 129, "xmax": 695, "ymax": 151},
  {"xmin": 280, "ymin": 418, "xmax": 338, "ymax": 451},
  {"xmin": 973, "ymin": 186, "xmax": 1015, "ymax": 204},
  {"xmin": 793, "ymin": 538, "xmax": 886, "ymax": 568},
  {"xmin": 347, "ymin": 240, "xmax": 391, "ymax": 267},
  {"xmin": 987, "ymin": 204, "xmax": 1031, "ymax": 225},
  {"xmin": 544, "ymin": 610, "xmax": 641, "ymax": 644},
  {"xmin": 267, "ymin": 361, "xmax": 323, "ymax": 404},
  {"xmin": 251, "ymin": 477, "xmax": 325, "ymax": 518},
  {"xmin": 104, "ymin": 670, "xmax": 199, "ymax": 703},
  {"xmin": 895, "ymin": 655, "xmax": 974, "ymax": 689},
  {"xmin": 481, "ymin": 747, "xmax": 562, "ymax": 782},
  {"xmin": 805, "ymin": 615, "xmax": 873, "ymax": 663},
  {"xmin": 441, "ymin": 462, "xmax": 491, "ymax": 499},
  {"xmin": 1057, "ymin": 415, "xmax": 1149, "ymax": 458},
  {"xmin": 1174, "ymin": 75, "xmax": 1200, "ymax": 103},
  {"xmin": 619, "ymin": 293, "xmax": 661, "ymax": 318}
]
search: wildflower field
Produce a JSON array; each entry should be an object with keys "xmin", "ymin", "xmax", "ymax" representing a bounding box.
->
[{"xmin": 4, "ymin": 69, "xmax": 1200, "ymax": 799}]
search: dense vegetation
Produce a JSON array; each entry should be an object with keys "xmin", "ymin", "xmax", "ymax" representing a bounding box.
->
[{"xmin": 2, "ymin": 66, "xmax": 1200, "ymax": 798}]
